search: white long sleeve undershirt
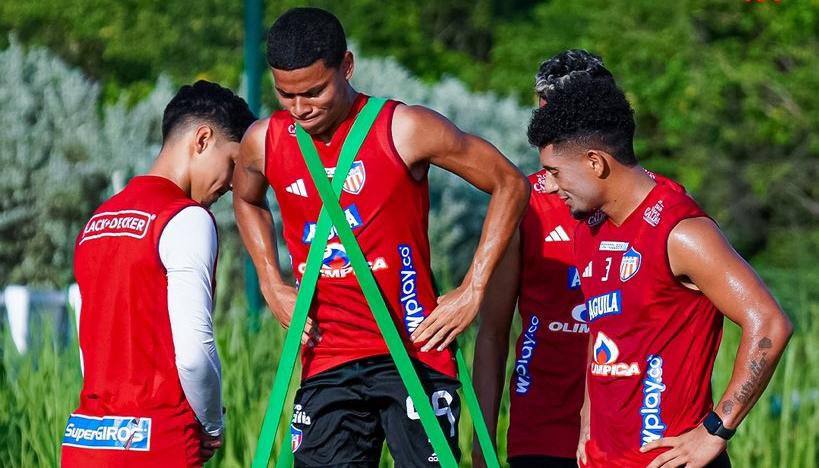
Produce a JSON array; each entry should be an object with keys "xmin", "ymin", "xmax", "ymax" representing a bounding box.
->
[{"xmin": 159, "ymin": 206, "xmax": 223, "ymax": 436}]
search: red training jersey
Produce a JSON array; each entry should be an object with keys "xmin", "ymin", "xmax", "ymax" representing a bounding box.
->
[
  {"xmin": 509, "ymin": 170, "xmax": 683, "ymax": 460},
  {"xmin": 264, "ymin": 94, "xmax": 456, "ymax": 379},
  {"xmin": 63, "ymin": 176, "xmax": 207, "ymax": 467},
  {"xmin": 574, "ymin": 181, "xmax": 723, "ymax": 466},
  {"xmin": 508, "ymin": 170, "xmax": 588, "ymax": 459}
]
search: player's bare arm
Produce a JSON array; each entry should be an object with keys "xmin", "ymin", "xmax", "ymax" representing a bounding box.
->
[
  {"xmin": 392, "ymin": 104, "xmax": 530, "ymax": 352},
  {"xmin": 576, "ymin": 334, "xmax": 592, "ymax": 466},
  {"xmin": 643, "ymin": 217, "xmax": 793, "ymax": 468},
  {"xmin": 233, "ymin": 118, "xmax": 317, "ymax": 345},
  {"xmin": 471, "ymin": 231, "xmax": 520, "ymax": 468}
]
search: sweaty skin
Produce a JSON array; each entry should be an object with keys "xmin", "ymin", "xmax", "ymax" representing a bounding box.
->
[
  {"xmin": 535, "ymin": 146, "xmax": 791, "ymax": 468},
  {"xmin": 470, "ymin": 231, "xmax": 520, "ymax": 468},
  {"xmin": 233, "ymin": 52, "xmax": 529, "ymax": 351}
]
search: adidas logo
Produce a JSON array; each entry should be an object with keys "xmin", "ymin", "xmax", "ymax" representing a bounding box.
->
[
  {"xmin": 544, "ymin": 225, "xmax": 570, "ymax": 242},
  {"xmin": 285, "ymin": 179, "xmax": 308, "ymax": 197},
  {"xmin": 582, "ymin": 261, "xmax": 593, "ymax": 278}
]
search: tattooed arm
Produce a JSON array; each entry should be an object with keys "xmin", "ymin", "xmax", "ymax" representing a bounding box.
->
[{"xmin": 643, "ymin": 217, "xmax": 793, "ymax": 468}]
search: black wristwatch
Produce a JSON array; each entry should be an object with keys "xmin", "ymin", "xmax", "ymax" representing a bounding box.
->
[{"xmin": 703, "ymin": 411, "xmax": 736, "ymax": 440}]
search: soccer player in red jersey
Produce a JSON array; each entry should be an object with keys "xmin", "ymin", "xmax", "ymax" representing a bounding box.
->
[
  {"xmin": 526, "ymin": 51, "xmax": 793, "ymax": 467},
  {"xmin": 62, "ymin": 81, "xmax": 255, "ymax": 467},
  {"xmin": 473, "ymin": 51, "xmax": 685, "ymax": 468},
  {"xmin": 232, "ymin": 7, "xmax": 529, "ymax": 467}
]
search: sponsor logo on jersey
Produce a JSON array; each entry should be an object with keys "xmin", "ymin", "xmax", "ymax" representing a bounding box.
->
[
  {"xmin": 567, "ymin": 266, "xmax": 582, "ymax": 290},
  {"xmin": 324, "ymin": 160, "xmax": 366, "ymax": 195},
  {"xmin": 292, "ymin": 404, "xmax": 312, "ymax": 426},
  {"xmin": 590, "ymin": 332, "xmax": 640, "ymax": 377},
  {"xmin": 640, "ymin": 355, "xmax": 667, "ymax": 447},
  {"xmin": 62, "ymin": 414, "xmax": 151, "ymax": 451},
  {"xmin": 287, "ymin": 123, "xmax": 296, "ymax": 136},
  {"xmin": 586, "ymin": 290, "xmax": 622, "ymax": 322},
  {"xmin": 533, "ymin": 172, "xmax": 550, "ymax": 193},
  {"xmin": 290, "ymin": 425, "xmax": 303, "ymax": 452},
  {"xmin": 599, "ymin": 241, "xmax": 629, "ymax": 251},
  {"xmin": 548, "ymin": 304, "xmax": 590, "ymax": 334},
  {"xmin": 302, "ymin": 205, "xmax": 364, "ymax": 244},
  {"xmin": 544, "ymin": 225, "xmax": 570, "ymax": 242},
  {"xmin": 643, "ymin": 199, "xmax": 664, "ymax": 227},
  {"xmin": 398, "ymin": 244, "xmax": 425, "ymax": 334},
  {"xmin": 79, "ymin": 210, "xmax": 155, "ymax": 245},
  {"xmin": 297, "ymin": 242, "xmax": 387, "ymax": 279},
  {"xmin": 620, "ymin": 247, "xmax": 642, "ymax": 282},
  {"xmin": 587, "ymin": 209, "xmax": 607, "ymax": 227},
  {"xmin": 285, "ymin": 178, "xmax": 308, "ymax": 197},
  {"xmin": 515, "ymin": 315, "xmax": 540, "ymax": 394},
  {"xmin": 582, "ymin": 261, "xmax": 593, "ymax": 278}
]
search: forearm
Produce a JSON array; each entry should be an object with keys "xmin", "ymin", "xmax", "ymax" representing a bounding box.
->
[
  {"xmin": 714, "ymin": 317, "xmax": 792, "ymax": 428},
  {"xmin": 473, "ymin": 330, "xmax": 510, "ymax": 440}
]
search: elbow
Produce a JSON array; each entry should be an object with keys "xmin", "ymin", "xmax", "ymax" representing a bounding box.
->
[{"xmin": 176, "ymin": 350, "xmax": 216, "ymax": 382}]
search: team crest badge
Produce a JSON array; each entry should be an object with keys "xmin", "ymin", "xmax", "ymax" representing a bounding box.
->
[
  {"xmin": 343, "ymin": 160, "xmax": 366, "ymax": 194},
  {"xmin": 290, "ymin": 425, "xmax": 303, "ymax": 452},
  {"xmin": 619, "ymin": 247, "xmax": 642, "ymax": 282}
]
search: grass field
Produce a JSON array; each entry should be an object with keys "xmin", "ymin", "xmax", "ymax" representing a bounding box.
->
[{"xmin": 0, "ymin": 264, "xmax": 816, "ymax": 467}]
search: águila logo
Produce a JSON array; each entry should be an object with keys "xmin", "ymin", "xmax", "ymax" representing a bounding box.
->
[{"xmin": 590, "ymin": 332, "xmax": 640, "ymax": 377}]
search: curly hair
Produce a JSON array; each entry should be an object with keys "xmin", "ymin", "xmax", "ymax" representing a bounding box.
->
[
  {"xmin": 528, "ymin": 51, "xmax": 637, "ymax": 166},
  {"xmin": 266, "ymin": 7, "xmax": 347, "ymax": 71},
  {"xmin": 161, "ymin": 80, "xmax": 256, "ymax": 144},
  {"xmin": 535, "ymin": 49, "xmax": 612, "ymax": 101}
]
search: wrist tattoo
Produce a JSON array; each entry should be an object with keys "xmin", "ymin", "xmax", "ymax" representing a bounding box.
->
[
  {"xmin": 758, "ymin": 337, "xmax": 772, "ymax": 349},
  {"xmin": 721, "ymin": 400, "xmax": 735, "ymax": 415}
]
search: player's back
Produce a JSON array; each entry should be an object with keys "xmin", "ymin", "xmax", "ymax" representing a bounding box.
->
[{"xmin": 65, "ymin": 176, "xmax": 201, "ymax": 465}]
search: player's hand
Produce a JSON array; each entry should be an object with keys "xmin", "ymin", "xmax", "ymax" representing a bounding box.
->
[
  {"xmin": 641, "ymin": 424, "xmax": 727, "ymax": 468},
  {"xmin": 410, "ymin": 284, "xmax": 482, "ymax": 352},
  {"xmin": 576, "ymin": 419, "xmax": 590, "ymax": 466},
  {"xmin": 199, "ymin": 431, "xmax": 223, "ymax": 462},
  {"xmin": 266, "ymin": 282, "xmax": 320, "ymax": 347}
]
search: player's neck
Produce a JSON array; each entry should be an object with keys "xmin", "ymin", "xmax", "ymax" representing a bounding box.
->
[
  {"xmin": 313, "ymin": 86, "xmax": 357, "ymax": 143},
  {"xmin": 602, "ymin": 166, "xmax": 656, "ymax": 226},
  {"xmin": 146, "ymin": 146, "xmax": 191, "ymax": 196}
]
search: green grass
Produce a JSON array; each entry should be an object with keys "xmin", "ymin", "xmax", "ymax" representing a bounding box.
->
[{"xmin": 0, "ymin": 264, "xmax": 816, "ymax": 467}]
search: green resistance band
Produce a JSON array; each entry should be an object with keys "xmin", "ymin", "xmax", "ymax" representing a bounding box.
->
[{"xmin": 253, "ymin": 97, "xmax": 499, "ymax": 468}]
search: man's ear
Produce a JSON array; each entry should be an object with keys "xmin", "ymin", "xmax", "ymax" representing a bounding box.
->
[
  {"xmin": 194, "ymin": 125, "xmax": 214, "ymax": 154},
  {"xmin": 342, "ymin": 51, "xmax": 354, "ymax": 81},
  {"xmin": 586, "ymin": 149, "xmax": 611, "ymax": 179}
]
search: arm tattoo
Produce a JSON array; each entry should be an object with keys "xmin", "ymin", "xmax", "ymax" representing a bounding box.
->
[
  {"xmin": 733, "ymin": 336, "xmax": 772, "ymax": 404},
  {"xmin": 721, "ymin": 400, "xmax": 735, "ymax": 415}
]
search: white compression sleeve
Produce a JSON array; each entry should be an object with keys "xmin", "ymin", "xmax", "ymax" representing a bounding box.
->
[{"xmin": 159, "ymin": 206, "xmax": 223, "ymax": 436}]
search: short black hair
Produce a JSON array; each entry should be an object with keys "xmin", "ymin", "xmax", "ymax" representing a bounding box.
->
[
  {"xmin": 535, "ymin": 49, "xmax": 612, "ymax": 101},
  {"xmin": 528, "ymin": 51, "xmax": 637, "ymax": 166},
  {"xmin": 266, "ymin": 7, "xmax": 347, "ymax": 70},
  {"xmin": 161, "ymin": 80, "xmax": 256, "ymax": 144}
]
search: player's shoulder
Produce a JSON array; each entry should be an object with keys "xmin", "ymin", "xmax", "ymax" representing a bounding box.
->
[{"xmin": 392, "ymin": 102, "xmax": 453, "ymax": 132}]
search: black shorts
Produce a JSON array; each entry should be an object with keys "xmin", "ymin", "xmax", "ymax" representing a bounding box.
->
[
  {"xmin": 290, "ymin": 356, "xmax": 461, "ymax": 467},
  {"xmin": 508, "ymin": 455, "xmax": 577, "ymax": 468}
]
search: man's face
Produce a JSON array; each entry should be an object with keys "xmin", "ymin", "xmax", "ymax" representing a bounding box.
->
[
  {"xmin": 190, "ymin": 135, "xmax": 240, "ymax": 207},
  {"xmin": 271, "ymin": 54, "xmax": 352, "ymax": 135},
  {"xmin": 539, "ymin": 143, "xmax": 603, "ymax": 220}
]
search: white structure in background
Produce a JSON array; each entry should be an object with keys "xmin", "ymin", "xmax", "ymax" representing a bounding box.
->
[{"xmin": 1, "ymin": 284, "xmax": 77, "ymax": 353}]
